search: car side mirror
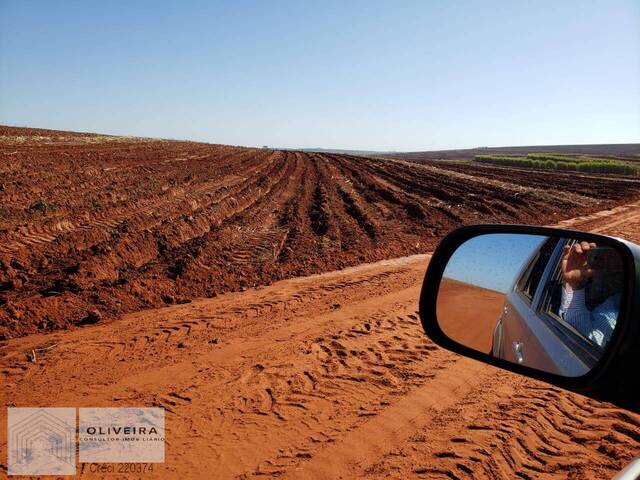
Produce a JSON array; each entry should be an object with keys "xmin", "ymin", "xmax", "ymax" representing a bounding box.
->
[{"xmin": 418, "ymin": 224, "xmax": 640, "ymax": 412}]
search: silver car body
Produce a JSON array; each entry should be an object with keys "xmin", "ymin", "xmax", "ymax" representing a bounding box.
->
[{"xmin": 492, "ymin": 237, "xmax": 601, "ymax": 377}]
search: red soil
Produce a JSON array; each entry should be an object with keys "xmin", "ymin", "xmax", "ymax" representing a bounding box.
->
[
  {"xmin": 1, "ymin": 126, "xmax": 639, "ymax": 338},
  {"xmin": 1, "ymin": 201, "xmax": 639, "ymax": 479},
  {"xmin": 437, "ymin": 278, "xmax": 505, "ymax": 353}
]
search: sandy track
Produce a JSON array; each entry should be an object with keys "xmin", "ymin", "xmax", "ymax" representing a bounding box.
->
[{"xmin": 2, "ymin": 201, "xmax": 640, "ymax": 479}]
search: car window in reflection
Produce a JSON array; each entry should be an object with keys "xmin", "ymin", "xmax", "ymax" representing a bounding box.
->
[
  {"xmin": 541, "ymin": 239, "xmax": 622, "ymax": 349},
  {"xmin": 517, "ymin": 237, "xmax": 559, "ymax": 303}
]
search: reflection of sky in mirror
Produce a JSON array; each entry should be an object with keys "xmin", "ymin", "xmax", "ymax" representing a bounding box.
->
[{"xmin": 443, "ymin": 234, "xmax": 547, "ymax": 293}]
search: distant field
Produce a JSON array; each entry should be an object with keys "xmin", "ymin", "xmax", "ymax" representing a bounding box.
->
[
  {"xmin": 475, "ymin": 153, "xmax": 640, "ymax": 176},
  {"xmin": 384, "ymin": 144, "xmax": 640, "ymax": 162}
]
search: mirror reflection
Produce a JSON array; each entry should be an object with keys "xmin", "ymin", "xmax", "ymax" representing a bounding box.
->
[{"xmin": 437, "ymin": 234, "xmax": 624, "ymax": 377}]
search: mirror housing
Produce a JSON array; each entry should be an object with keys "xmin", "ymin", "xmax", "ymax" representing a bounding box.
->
[{"xmin": 419, "ymin": 224, "xmax": 640, "ymax": 412}]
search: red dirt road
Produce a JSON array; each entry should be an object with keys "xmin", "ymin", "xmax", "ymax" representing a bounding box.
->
[
  {"xmin": 1, "ymin": 200, "xmax": 639, "ymax": 479},
  {"xmin": 437, "ymin": 279, "xmax": 505, "ymax": 354}
]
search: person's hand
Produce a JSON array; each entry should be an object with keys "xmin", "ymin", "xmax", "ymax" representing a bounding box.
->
[{"xmin": 561, "ymin": 241, "xmax": 596, "ymax": 290}]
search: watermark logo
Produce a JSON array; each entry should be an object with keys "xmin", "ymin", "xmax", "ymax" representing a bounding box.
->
[
  {"xmin": 7, "ymin": 407, "xmax": 165, "ymax": 475},
  {"xmin": 79, "ymin": 408, "xmax": 165, "ymax": 463},
  {"xmin": 8, "ymin": 407, "xmax": 76, "ymax": 476}
]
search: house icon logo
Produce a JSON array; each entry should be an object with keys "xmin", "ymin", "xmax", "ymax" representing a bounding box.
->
[{"xmin": 8, "ymin": 408, "xmax": 76, "ymax": 476}]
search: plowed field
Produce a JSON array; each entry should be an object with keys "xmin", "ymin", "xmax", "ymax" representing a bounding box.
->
[{"xmin": 2, "ymin": 126, "xmax": 639, "ymax": 338}]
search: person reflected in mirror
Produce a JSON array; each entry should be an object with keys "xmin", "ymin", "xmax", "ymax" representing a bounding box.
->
[{"xmin": 559, "ymin": 241, "xmax": 622, "ymax": 348}]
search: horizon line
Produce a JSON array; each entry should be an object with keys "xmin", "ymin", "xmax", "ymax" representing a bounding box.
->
[{"xmin": 2, "ymin": 123, "xmax": 639, "ymax": 154}]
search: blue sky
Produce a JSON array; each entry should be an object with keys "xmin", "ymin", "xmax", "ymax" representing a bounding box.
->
[
  {"xmin": 443, "ymin": 234, "xmax": 546, "ymax": 293},
  {"xmin": 1, "ymin": 1, "xmax": 638, "ymax": 150}
]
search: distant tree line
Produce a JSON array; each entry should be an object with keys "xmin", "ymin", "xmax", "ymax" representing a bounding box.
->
[{"xmin": 475, "ymin": 153, "xmax": 639, "ymax": 176}]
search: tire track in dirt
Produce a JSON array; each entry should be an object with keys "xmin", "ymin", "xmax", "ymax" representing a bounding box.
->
[
  {"xmin": 1, "ymin": 200, "xmax": 639, "ymax": 479},
  {"xmin": 363, "ymin": 372, "xmax": 640, "ymax": 480},
  {"xmin": 324, "ymin": 200, "xmax": 640, "ymax": 480},
  {"xmin": 1, "ymin": 255, "xmax": 434, "ymax": 478}
]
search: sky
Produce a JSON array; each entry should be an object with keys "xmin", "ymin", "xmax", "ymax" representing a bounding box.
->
[
  {"xmin": 443, "ymin": 234, "xmax": 547, "ymax": 293},
  {"xmin": 1, "ymin": 0, "xmax": 639, "ymax": 150}
]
